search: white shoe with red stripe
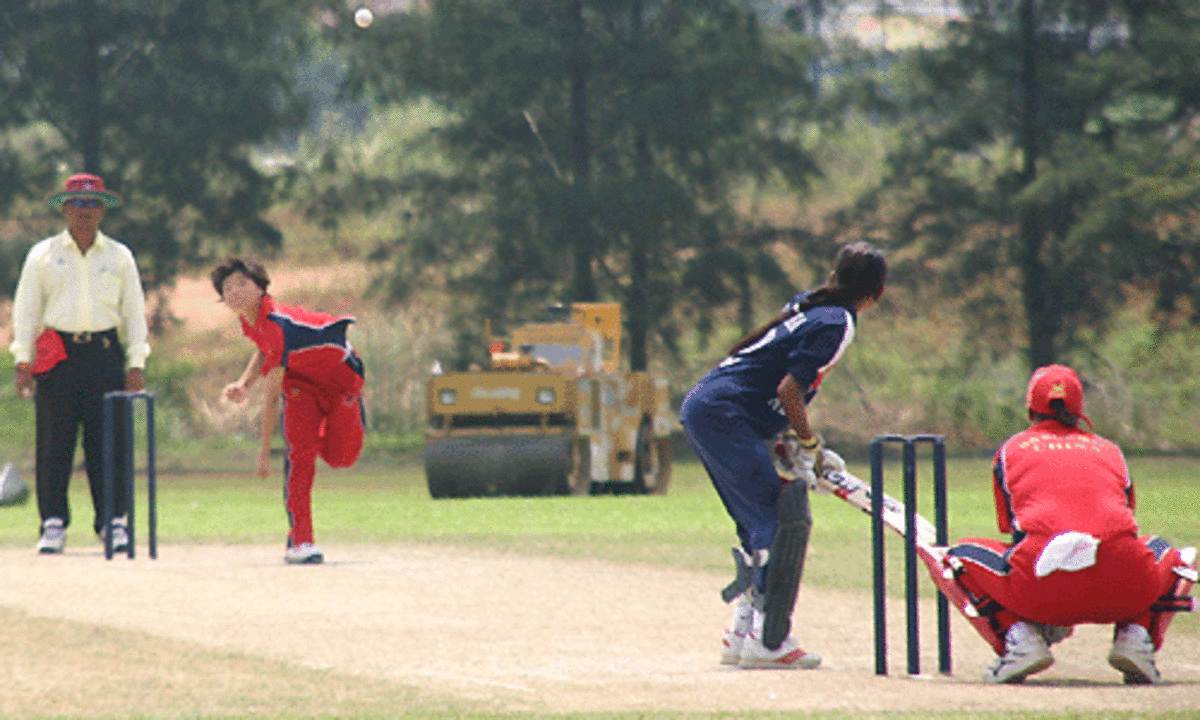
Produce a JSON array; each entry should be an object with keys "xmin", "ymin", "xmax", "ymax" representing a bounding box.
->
[
  {"xmin": 737, "ymin": 610, "xmax": 821, "ymax": 669},
  {"xmin": 738, "ymin": 634, "xmax": 822, "ymax": 669}
]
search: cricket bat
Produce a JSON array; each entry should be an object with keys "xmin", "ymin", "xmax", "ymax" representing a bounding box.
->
[{"xmin": 812, "ymin": 460, "xmax": 1007, "ymax": 654}]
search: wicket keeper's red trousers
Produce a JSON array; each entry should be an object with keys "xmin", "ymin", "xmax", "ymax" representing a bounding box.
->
[
  {"xmin": 281, "ymin": 378, "xmax": 364, "ymax": 547},
  {"xmin": 949, "ymin": 532, "xmax": 1184, "ymax": 647}
]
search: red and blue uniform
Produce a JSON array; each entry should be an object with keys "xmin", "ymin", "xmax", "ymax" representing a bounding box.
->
[
  {"xmin": 948, "ymin": 420, "xmax": 1185, "ymax": 646},
  {"xmin": 680, "ymin": 292, "xmax": 857, "ymax": 571},
  {"xmin": 241, "ymin": 295, "xmax": 365, "ymax": 548}
]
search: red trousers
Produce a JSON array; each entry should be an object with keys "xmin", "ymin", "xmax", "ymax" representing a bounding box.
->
[
  {"xmin": 949, "ymin": 533, "xmax": 1184, "ymax": 648},
  {"xmin": 282, "ymin": 382, "xmax": 363, "ymax": 546}
]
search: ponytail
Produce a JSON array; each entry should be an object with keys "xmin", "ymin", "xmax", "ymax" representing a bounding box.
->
[
  {"xmin": 1049, "ymin": 398, "xmax": 1079, "ymax": 428},
  {"xmin": 727, "ymin": 242, "xmax": 887, "ymax": 356},
  {"xmin": 729, "ymin": 307, "xmax": 797, "ymax": 356},
  {"xmin": 1030, "ymin": 399, "xmax": 1080, "ymax": 428}
]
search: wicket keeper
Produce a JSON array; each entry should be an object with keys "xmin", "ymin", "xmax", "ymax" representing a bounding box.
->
[
  {"xmin": 946, "ymin": 364, "xmax": 1197, "ymax": 684},
  {"xmin": 212, "ymin": 258, "xmax": 365, "ymax": 564}
]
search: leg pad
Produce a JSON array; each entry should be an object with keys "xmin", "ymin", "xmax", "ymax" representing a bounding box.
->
[{"xmin": 762, "ymin": 481, "xmax": 812, "ymax": 650}]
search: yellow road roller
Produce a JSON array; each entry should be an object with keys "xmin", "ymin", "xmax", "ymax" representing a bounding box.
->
[{"xmin": 424, "ymin": 302, "xmax": 673, "ymax": 497}]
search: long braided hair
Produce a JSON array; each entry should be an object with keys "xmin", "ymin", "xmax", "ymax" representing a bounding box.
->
[{"xmin": 729, "ymin": 241, "xmax": 887, "ymax": 356}]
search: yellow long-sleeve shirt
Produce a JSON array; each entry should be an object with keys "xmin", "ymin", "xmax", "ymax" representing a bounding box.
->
[{"xmin": 8, "ymin": 229, "xmax": 150, "ymax": 369}]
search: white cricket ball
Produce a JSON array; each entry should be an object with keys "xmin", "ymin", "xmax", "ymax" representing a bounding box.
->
[{"xmin": 354, "ymin": 7, "xmax": 373, "ymax": 28}]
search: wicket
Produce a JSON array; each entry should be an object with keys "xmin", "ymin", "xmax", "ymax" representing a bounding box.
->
[
  {"xmin": 870, "ymin": 433, "xmax": 949, "ymax": 676},
  {"xmin": 102, "ymin": 391, "xmax": 157, "ymax": 560}
]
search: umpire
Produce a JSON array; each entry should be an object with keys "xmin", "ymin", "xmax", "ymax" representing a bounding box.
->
[{"xmin": 9, "ymin": 174, "xmax": 149, "ymax": 555}]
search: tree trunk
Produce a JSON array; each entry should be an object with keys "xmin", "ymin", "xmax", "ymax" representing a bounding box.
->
[
  {"xmin": 626, "ymin": 0, "xmax": 649, "ymax": 372},
  {"xmin": 79, "ymin": 0, "xmax": 102, "ymax": 174},
  {"xmin": 628, "ymin": 208, "xmax": 649, "ymax": 372},
  {"xmin": 567, "ymin": 0, "xmax": 597, "ymax": 303},
  {"xmin": 1018, "ymin": 0, "xmax": 1055, "ymax": 370}
]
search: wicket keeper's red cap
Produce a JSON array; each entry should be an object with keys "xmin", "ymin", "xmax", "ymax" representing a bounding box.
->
[
  {"xmin": 1026, "ymin": 364, "xmax": 1092, "ymax": 428},
  {"xmin": 46, "ymin": 173, "xmax": 124, "ymax": 209}
]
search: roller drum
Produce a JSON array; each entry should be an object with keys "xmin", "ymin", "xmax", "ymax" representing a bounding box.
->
[{"xmin": 425, "ymin": 435, "xmax": 573, "ymax": 498}]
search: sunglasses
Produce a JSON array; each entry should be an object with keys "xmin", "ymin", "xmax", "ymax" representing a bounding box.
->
[{"xmin": 66, "ymin": 198, "xmax": 104, "ymax": 209}]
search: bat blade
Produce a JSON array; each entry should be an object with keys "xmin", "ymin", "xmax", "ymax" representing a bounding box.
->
[
  {"xmin": 817, "ymin": 466, "xmax": 1008, "ymax": 655},
  {"xmin": 817, "ymin": 468, "xmax": 940, "ymax": 548}
]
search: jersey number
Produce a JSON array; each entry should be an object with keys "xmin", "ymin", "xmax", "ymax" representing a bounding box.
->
[{"xmin": 717, "ymin": 314, "xmax": 806, "ymax": 368}]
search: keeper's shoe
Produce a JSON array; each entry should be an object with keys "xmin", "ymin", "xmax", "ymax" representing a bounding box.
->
[
  {"xmin": 984, "ymin": 621, "xmax": 1054, "ymax": 684},
  {"xmin": 285, "ymin": 543, "xmax": 324, "ymax": 565},
  {"xmin": 1108, "ymin": 623, "xmax": 1162, "ymax": 685},
  {"xmin": 36, "ymin": 518, "xmax": 66, "ymax": 554},
  {"xmin": 720, "ymin": 596, "xmax": 753, "ymax": 665}
]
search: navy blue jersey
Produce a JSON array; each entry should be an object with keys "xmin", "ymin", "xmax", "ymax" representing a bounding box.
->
[{"xmin": 684, "ymin": 292, "xmax": 857, "ymax": 438}]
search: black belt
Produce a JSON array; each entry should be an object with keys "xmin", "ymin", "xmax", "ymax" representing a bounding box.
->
[{"xmin": 56, "ymin": 328, "xmax": 118, "ymax": 344}]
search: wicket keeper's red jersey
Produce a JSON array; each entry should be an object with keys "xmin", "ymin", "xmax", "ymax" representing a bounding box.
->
[
  {"xmin": 240, "ymin": 295, "xmax": 365, "ymax": 395},
  {"xmin": 992, "ymin": 420, "xmax": 1138, "ymax": 541}
]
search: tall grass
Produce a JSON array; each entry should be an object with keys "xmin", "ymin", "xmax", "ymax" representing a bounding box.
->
[{"xmin": 352, "ymin": 302, "xmax": 451, "ymax": 436}]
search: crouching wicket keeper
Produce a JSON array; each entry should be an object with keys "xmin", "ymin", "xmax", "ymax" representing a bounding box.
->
[
  {"xmin": 946, "ymin": 364, "xmax": 1196, "ymax": 685},
  {"xmin": 212, "ymin": 258, "xmax": 365, "ymax": 565}
]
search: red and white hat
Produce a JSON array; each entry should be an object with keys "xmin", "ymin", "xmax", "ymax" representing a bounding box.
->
[
  {"xmin": 46, "ymin": 173, "xmax": 123, "ymax": 209},
  {"xmin": 1026, "ymin": 364, "xmax": 1092, "ymax": 428}
]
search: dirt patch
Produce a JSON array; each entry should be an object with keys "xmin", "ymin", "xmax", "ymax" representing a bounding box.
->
[{"xmin": 1, "ymin": 543, "xmax": 1197, "ymax": 716}]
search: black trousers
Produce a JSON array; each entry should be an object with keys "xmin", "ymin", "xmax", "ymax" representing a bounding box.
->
[{"xmin": 34, "ymin": 330, "xmax": 128, "ymax": 536}]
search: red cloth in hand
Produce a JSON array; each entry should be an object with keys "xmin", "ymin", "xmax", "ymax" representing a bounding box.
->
[{"xmin": 30, "ymin": 329, "xmax": 67, "ymax": 374}]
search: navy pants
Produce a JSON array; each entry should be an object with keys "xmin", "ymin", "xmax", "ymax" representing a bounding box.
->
[{"xmin": 681, "ymin": 395, "xmax": 784, "ymax": 592}]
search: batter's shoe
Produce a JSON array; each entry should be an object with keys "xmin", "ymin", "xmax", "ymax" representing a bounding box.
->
[
  {"xmin": 285, "ymin": 543, "xmax": 324, "ymax": 565},
  {"xmin": 720, "ymin": 595, "xmax": 753, "ymax": 665},
  {"xmin": 1108, "ymin": 623, "xmax": 1162, "ymax": 685},
  {"xmin": 738, "ymin": 634, "xmax": 822, "ymax": 669},
  {"xmin": 984, "ymin": 621, "xmax": 1054, "ymax": 684},
  {"xmin": 737, "ymin": 611, "xmax": 821, "ymax": 669},
  {"xmin": 36, "ymin": 518, "xmax": 66, "ymax": 554},
  {"xmin": 98, "ymin": 518, "xmax": 129, "ymax": 553}
]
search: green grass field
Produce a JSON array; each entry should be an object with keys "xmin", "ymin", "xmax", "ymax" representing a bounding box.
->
[
  {"xmin": 1, "ymin": 450, "xmax": 1197, "ymax": 719},
  {"xmin": 2, "ymin": 452, "xmax": 1195, "ymax": 640}
]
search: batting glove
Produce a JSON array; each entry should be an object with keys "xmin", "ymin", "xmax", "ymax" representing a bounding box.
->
[
  {"xmin": 772, "ymin": 431, "xmax": 821, "ymax": 491},
  {"xmin": 796, "ymin": 431, "xmax": 824, "ymax": 474},
  {"xmin": 807, "ymin": 447, "xmax": 844, "ymax": 495}
]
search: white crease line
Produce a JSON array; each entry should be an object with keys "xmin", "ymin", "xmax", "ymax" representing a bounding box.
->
[{"xmin": 416, "ymin": 670, "xmax": 536, "ymax": 693}]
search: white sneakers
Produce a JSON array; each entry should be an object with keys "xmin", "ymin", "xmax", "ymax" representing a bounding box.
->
[
  {"xmin": 1108, "ymin": 623, "xmax": 1162, "ymax": 685},
  {"xmin": 720, "ymin": 595, "xmax": 754, "ymax": 665},
  {"xmin": 36, "ymin": 518, "xmax": 66, "ymax": 554},
  {"xmin": 986, "ymin": 620, "xmax": 1162, "ymax": 685},
  {"xmin": 722, "ymin": 601, "xmax": 821, "ymax": 670},
  {"xmin": 984, "ymin": 621, "xmax": 1054, "ymax": 684},
  {"xmin": 98, "ymin": 518, "xmax": 129, "ymax": 553},
  {"xmin": 39, "ymin": 517, "xmax": 130, "ymax": 555},
  {"xmin": 285, "ymin": 542, "xmax": 324, "ymax": 565},
  {"xmin": 738, "ymin": 631, "xmax": 823, "ymax": 670}
]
